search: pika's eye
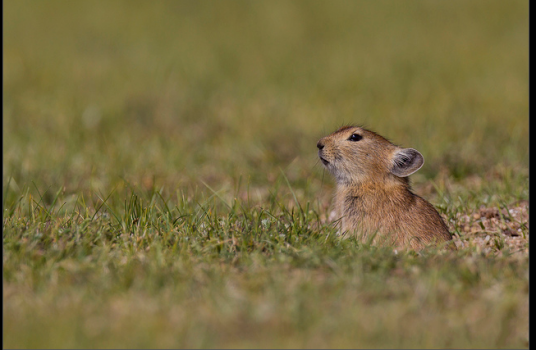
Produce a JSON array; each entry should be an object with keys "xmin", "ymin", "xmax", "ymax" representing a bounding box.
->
[{"xmin": 348, "ymin": 134, "xmax": 362, "ymax": 142}]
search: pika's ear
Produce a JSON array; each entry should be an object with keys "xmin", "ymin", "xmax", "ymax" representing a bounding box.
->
[{"xmin": 390, "ymin": 148, "xmax": 424, "ymax": 177}]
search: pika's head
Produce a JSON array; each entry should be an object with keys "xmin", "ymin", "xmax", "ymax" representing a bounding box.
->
[{"xmin": 317, "ymin": 126, "xmax": 424, "ymax": 185}]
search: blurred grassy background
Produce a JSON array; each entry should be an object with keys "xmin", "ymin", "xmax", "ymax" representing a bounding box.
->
[
  {"xmin": 3, "ymin": 1, "xmax": 529, "ymax": 348},
  {"xmin": 4, "ymin": 0, "xmax": 528, "ymax": 201}
]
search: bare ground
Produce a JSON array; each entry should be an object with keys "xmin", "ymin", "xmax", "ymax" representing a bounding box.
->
[{"xmin": 450, "ymin": 201, "xmax": 529, "ymax": 256}]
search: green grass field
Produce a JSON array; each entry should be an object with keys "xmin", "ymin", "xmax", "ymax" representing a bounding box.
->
[{"xmin": 3, "ymin": 1, "xmax": 529, "ymax": 348}]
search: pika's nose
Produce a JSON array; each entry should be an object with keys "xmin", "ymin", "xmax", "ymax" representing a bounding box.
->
[{"xmin": 317, "ymin": 141, "xmax": 324, "ymax": 150}]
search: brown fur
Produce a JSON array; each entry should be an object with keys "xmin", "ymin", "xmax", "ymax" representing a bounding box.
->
[{"xmin": 317, "ymin": 125, "xmax": 455, "ymax": 251}]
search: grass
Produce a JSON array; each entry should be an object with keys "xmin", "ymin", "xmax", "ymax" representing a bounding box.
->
[{"xmin": 3, "ymin": 1, "xmax": 529, "ymax": 348}]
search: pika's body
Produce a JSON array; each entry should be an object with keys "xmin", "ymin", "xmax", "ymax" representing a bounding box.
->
[{"xmin": 317, "ymin": 126, "xmax": 454, "ymax": 251}]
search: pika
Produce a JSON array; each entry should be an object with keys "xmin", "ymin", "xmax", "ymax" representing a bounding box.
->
[{"xmin": 317, "ymin": 125, "xmax": 455, "ymax": 251}]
